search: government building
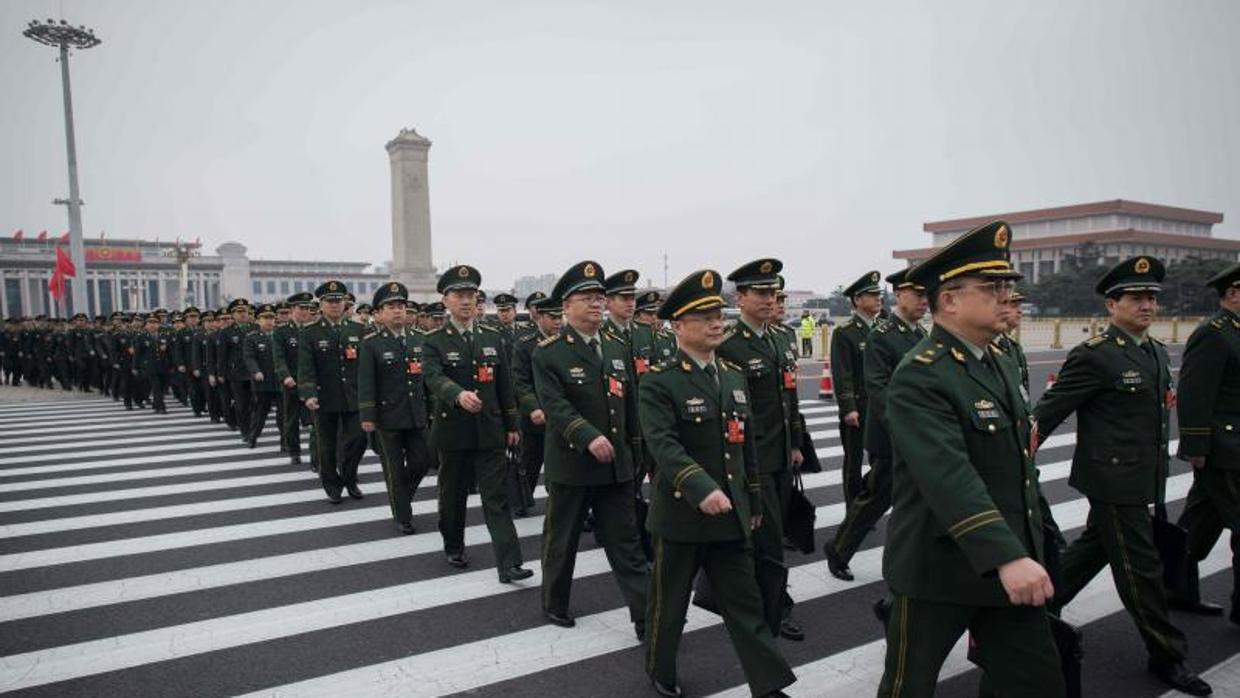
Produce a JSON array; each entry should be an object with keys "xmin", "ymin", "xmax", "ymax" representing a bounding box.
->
[{"xmin": 894, "ymin": 199, "xmax": 1240, "ymax": 282}]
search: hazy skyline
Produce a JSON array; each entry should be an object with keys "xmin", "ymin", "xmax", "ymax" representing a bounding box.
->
[{"xmin": 3, "ymin": 0, "xmax": 1238, "ymax": 293}]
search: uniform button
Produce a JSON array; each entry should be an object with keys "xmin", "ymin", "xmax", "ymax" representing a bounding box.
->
[
  {"xmin": 725, "ymin": 453, "xmax": 731, "ymax": 460},
  {"xmin": 987, "ymin": 424, "xmax": 995, "ymax": 432},
  {"xmin": 1027, "ymin": 509, "xmax": 1033, "ymax": 517},
  {"xmin": 611, "ymin": 428, "xmax": 617, "ymax": 434},
  {"xmin": 727, "ymin": 473, "xmax": 734, "ymax": 480},
  {"xmin": 1111, "ymin": 457, "xmax": 1119, "ymax": 464},
  {"xmin": 695, "ymin": 417, "xmax": 701, "ymax": 423},
  {"xmin": 1024, "ymin": 478, "xmax": 1030, "ymax": 487},
  {"xmin": 1022, "ymin": 448, "xmax": 1029, "ymax": 457},
  {"xmin": 674, "ymin": 491, "xmax": 682, "ymax": 499},
  {"xmin": 610, "ymin": 409, "xmax": 615, "ymax": 415}
]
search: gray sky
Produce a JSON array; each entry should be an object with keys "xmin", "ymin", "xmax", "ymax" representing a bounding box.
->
[{"xmin": 3, "ymin": 0, "xmax": 1238, "ymax": 293}]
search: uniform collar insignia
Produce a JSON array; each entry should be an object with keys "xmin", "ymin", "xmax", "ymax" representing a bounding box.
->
[
  {"xmin": 974, "ymin": 399, "xmax": 994, "ymax": 410},
  {"xmin": 950, "ymin": 346, "xmax": 967, "ymax": 363}
]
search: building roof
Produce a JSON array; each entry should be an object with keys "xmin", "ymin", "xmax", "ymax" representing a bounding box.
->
[
  {"xmin": 894, "ymin": 228, "xmax": 1240, "ymax": 260},
  {"xmin": 923, "ymin": 199, "xmax": 1224, "ymax": 233}
]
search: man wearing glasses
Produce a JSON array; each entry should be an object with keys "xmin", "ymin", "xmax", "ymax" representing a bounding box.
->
[{"xmin": 879, "ymin": 221, "xmax": 1064, "ymax": 698}]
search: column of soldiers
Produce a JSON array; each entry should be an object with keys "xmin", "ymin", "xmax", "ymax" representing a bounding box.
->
[{"xmin": 5, "ymin": 241, "xmax": 1240, "ymax": 698}]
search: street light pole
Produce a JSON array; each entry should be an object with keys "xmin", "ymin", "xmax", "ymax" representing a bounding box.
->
[{"xmin": 24, "ymin": 18, "xmax": 101, "ymax": 317}]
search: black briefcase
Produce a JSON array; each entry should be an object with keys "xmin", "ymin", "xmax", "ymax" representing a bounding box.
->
[
  {"xmin": 691, "ymin": 555, "xmax": 787, "ymax": 634},
  {"xmin": 968, "ymin": 614, "xmax": 1082, "ymax": 698},
  {"xmin": 783, "ymin": 471, "xmax": 817, "ymax": 554},
  {"xmin": 505, "ymin": 447, "xmax": 534, "ymax": 512},
  {"xmin": 1152, "ymin": 508, "xmax": 1190, "ymax": 596}
]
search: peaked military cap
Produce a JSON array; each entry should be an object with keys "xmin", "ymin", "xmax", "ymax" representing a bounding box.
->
[
  {"xmin": 533, "ymin": 294, "xmax": 563, "ymax": 316},
  {"xmin": 493, "ymin": 293, "xmax": 518, "ymax": 309},
  {"xmin": 183, "ymin": 306, "xmax": 201, "ymax": 316},
  {"xmin": 93, "ymin": 314, "xmax": 106, "ymax": 322},
  {"xmin": 287, "ymin": 291, "xmax": 315, "ymax": 305},
  {"xmin": 1205, "ymin": 261, "xmax": 1240, "ymax": 294},
  {"xmin": 276, "ymin": 302, "xmax": 291, "ymax": 312},
  {"xmin": 345, "ymin": 292, "xmax": 356, "ymax": 305},
  {"xmin": 355, "ymin": 303, "xmax": 372, "ymax": 313},
  {"xmin": 775, "ymin": 274, "xmax": 787, "ymax": 300},
  {"xmin": 886, "ymin": 267, "xmax": 925, "ymax": 291},
  {"xmin": 70, "ymin": 312, "xmax": 87, "ymax": 321},
  {"xmin": 909, "ymin": 220, "xmax": 1021, "ymax": 294},
  {"xmin": 143, "ymin": 314, "xmax": 160, "ymax": 324},
  {"xmin": 406, "ymin": 300, "xmax": 421, "ymax": 312},
  {"xmin": 227, "ymin": 298, "xmax": 252, "ymax": 312},
  {"xmin": 438, "ymin": 265, "xmax": 481, "ymax": 294},
  {"xmin": 553, "ymin": 261, "xmax": 606, "ymax": 300},
  {"xmin": 636, "ymin": 290, "xmax": 662, "ymax": 312},
  {"xmin": 475, "ymin": 290, "xmax": 488, "ymax": 303},
  {"xmin": 1008, "ymin": 290, "xmax": 1026, "ymax": 303},
  {"xmin": 728, "ymin": 258, "xmax": 783, "ymax": 290},
  {"xmin": 170, "ymin": 312, "xmax": 184, "ymax": 322},
  {"xmin": 373, "ymin": 281, "xmax": 409, "ymax": 308},
  {"xmin": 603, "ymin": 269, "xmax": 639, "ymax": 295},
  {"xmin": 255, "ymin": 304, "xmax": 277, "ymax": 317},
  {"xmin": 201, "ymin": 310, "xmax": 217, "ymax": 320},
  {"xmin": 524, "ymin": 291, "xmax": 547, "ymax": 310},
  {"xmin": 1095, "ymin": 255, "xmax": 1165, "ymax": 296},
  {"xmin": 108, "ymin": 311, "xmax": 125, "ymax": 321},
  {"xmin": 843, "ymin": 270, "xmax": 884, "ymax": 299},
  {"xmin": 659, "ymin": 269, "xmax": 725, "ymax": 320},
  {"xmin": 316, "ymin": 280, "xmax": 349, "ymax": 300},
  {"xmin": 423, "ymin": 301, "xmax": 446, "ymax": 318}
]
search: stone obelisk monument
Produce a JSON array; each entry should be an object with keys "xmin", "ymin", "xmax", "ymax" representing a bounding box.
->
[{"xmin": 386, "ymin": 127, "xmax": 439, "ymax": 299}]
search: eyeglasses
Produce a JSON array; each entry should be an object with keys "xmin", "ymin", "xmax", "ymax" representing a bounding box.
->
[{"xmin": 949, "ymin": 280, "xmax": 1015, "ymax": 297}]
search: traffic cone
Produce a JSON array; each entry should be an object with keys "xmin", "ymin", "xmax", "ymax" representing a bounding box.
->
[
  {"xmin": 1045, "ymin": 372, "xmax": 1057, "ymax": 392},
  {"xmin": 818, "ymin": 360, "xmax": 835, "ymax": 400}
]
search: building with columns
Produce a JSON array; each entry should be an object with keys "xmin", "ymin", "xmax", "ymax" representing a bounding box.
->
[{"xmin": 894, "ymin": 199, "xmax": 1239, "ymax": 282}]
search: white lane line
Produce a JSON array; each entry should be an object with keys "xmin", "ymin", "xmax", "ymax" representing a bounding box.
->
[
  {"xmin": 0, "ymin": 397, "xmax": 111, "ymax": 411},
  {"xmin": 0, "ymin": 431, "xmax": 297, "ymax": 470},
  {"xmin": 229, "ymin": 474, "xmax": 1197, "ymax": 698},
  {"xmin": 0, "ymin": 428, "xmax": 278, "ymax": 458},
  {"xmin": 0, "ymin": 415, "xmax": 209, "ymax": 437},
  {"xmin": 0, "ymin": 438, "xmax": 292, "ymax": 478}
]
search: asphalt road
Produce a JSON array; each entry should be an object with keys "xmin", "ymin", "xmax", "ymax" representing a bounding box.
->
[{"xmin": 1, "ymin": 341, "xmax": 1236, "ymax": 698}]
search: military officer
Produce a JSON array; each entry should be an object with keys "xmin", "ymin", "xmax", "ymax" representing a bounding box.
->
[
  {"xmin": 1177, "ymin": 261, "xmax": 1240, "ymax": 624},
  {"xmin": 176, "ymin": 307, "xmax": 206, "ymax": 416},
  {"xmin": 878, "ymin": 221, "xmax": 1063, "ymax": 698},
  {"xmin": 133, "ymin": 314, "xmax": 173, "ymax": 413},
  {"xmin": 354, "ymin": 303, "xmax": 373, "ymax": 326},
  {"xmin": 719, "ymin": 258, "xmax": 806, "ymax": 642},
  {"xmin": 243, "ymin": 304, "xmax": 281, "ymax": 448},
  {"xmin": 994, "ymin": 290, "xmax": 1031, "ymax": 395},
  {"xmin": 358, "ymin": 281, "xmax": 432, "ymax": 535},
  {"xmin": 299, "ymin": 280, "xmax": 369, "ymax": 504},
  {"xmin": 421, "ymin": 302, "xmax": 446, "ymax": 333},
  {"xmin": 831, "ymin": 270, "xmax": 882, "ymax": 504},
  {"xmin": 219, "ymin": 299, "xmax": 257, "ymax": 439},
  {"xmin": 421, "ymin": 265, "xmax": 531, "ymax": 582},
  {"xmin": 273, "ymin": 292, "xmax": 315, "ymax": 466},
  {"xmin": 492, "ymin": 293, "xmax": 520, "ymax": 350},
  {"xmin": 510, "ymin": 292, "xmax": 561, "ymax": 515},
  {"xmin": 1034, "ymin": 256, "xmax": 1209, "ymax": 695},
  {"xmin": 826, "ymin": 268, "xmax": 927, "ymax": 582},
  {"xmin": 633, "ymin": 291, "xmax": 674, "ymax": 372},
  {"xmin": 530, "ymin": 262, "xmax": 649, "ymax": 632},
  {"xmin": 639, "ymin": 269, "xmax": 795, "ymax": 698},
  {"xmin": 191, "ymin": 310, "xmax": 221, "ymax": 422}
]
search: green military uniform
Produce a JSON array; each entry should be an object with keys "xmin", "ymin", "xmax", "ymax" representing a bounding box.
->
[
  {"xmin": 298, "ymin": 280, "xmax": 368, "ymax": 503},
  {"xmin": 242, "ymin": 305, "xmax": 280, "ymax": 446},
  {"xmin": 639, "ymin": 269, "xmax": 795, "ymax": 698},
  {"xmin": 828, "ymin": 269, "xmax": 926, "ymax": 578},
  {"xmin": 1177, "ymin": 262, "xmax": 1240, "ymax": 621},
  {"xmin": 532, "ymin": 262, "xmax": 649, "ymax": 631},
  {"xmin": 720, "ymin": 258, "xmax": 805, "ymax": 641},
  {"xmin": 358, "ymin": 282, "xmax": 432, "ymax": 535},
  {"xmin": 421, "ymin": 265, "xmax": 529, "ymax": 581},
  {"xmin": 273, "ymin": 292, "xmax": 315, "ymax": 466},
  {"xmin": 510, "ymin": 292, "xmax": 557, "ymax": 513},
  {"xmin": 831, "ymin": 271, "xmax": 881, "ymax": 504},
  {"xmin": 632, "ymin": 293, "xmax": 679, "ymax": 375},
  {"xmin": 1035, "ymin": 256, "xmax": 1208, "ymax": 695},
  {"xmin": 879, "ymin": 221, "xmax": 1064, "ymax": 698},
  {"xmin": 133, "ymin": 319, "xmax": 173, "ymax": 412},
  {"xmin": 218, "ymin": 300, "xmax": 255, "ymax": 437}
]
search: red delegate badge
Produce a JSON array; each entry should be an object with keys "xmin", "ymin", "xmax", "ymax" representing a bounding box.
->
[
  {"xmin": 476, "ymin": 365, "xmax": 495, "ymax": 383},
  {"xmin": 634, "ymin": 357, "xmax": 650, "ymax": 375},
  {"xmin": 783, "ymin": 370, "xmax": 797, "ymax": 390},
  {"xmin": 608, "ymin": 376, "xmax": 624, "ymax": 398},
  {"xmin": 726, "ymin": 418, "xmax": 745, "ymax": 444},
  {"xmin": 1165, "ymin": 389, "xmax": 1177, "ymax": 409},
  {"xmin": 407, "ymin": 360, "xmax": 422, "ymax": 375},
  {"xmin": 344, "ymin": 346, "xmax": 358, "ymax": 361}
]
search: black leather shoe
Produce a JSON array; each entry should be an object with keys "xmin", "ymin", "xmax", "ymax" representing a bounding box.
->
[
  {"xmin": 544, "ymin": 609, "xmax": 575, "ymax": 628},
  {"xmin": 872, "ymin": 597, "xmax": 893, "ymax": 628},
  {"xmin": 824, "ymin": 544, "xmax": 854, "ymax": 581},
  {"xmin": 346, "ymin": 484, "xmax": 364, "ymax": 499},
  {"xmin": 634, "ymin": 621, "xmax": 645, "ymax": 640},
  {"xmin": 651, "ymin": 678, "xmax": 683, "ymax": 697},
  {"xmin": 446, "ymin": 552, "xmax": 469, "ymax": 568},
  {"xmin": 499, "ymin": 565, "xmax": 534, "ymax": 583},
  {"xmin": 246, "ymin": 436, "xmax": 258, "ymax": 449},
  {"xmin": 1148, "ymin": 659, "xmax": 1212, "ymax": 696},
  {"xmin": 1231, "ymin": 606, "xmax": 1240, "ymax": 626},
  {"xmin": 289, "ymin": 454, "xmax": 302, "ymax": 465},
  {"xmin": 778, "ymin": 617, "xmax": 804, "ymax": 641},
  {"xmin": 399, "ymin": 522, "xmax": 416, "ymax": 535},
  {"xmin": 1168, "ymin": 596, "xmax": 1224, "ymax": 616},
  {"xmin": 326, "ymin": 490, "xmax": 343, "ymax": 505}
]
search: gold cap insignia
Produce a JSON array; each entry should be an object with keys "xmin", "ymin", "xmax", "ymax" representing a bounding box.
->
[
  {"xmin": 871, "ymin": 271, "xmax": 880, "ymax": 283},
  {"xmin": 624, "ymin": 271, "xmax": 635, "ymax": 283},
  {"xmin": 584, "ymin": 263, "xmax": 597, "ymax": 278},
  {"xmin": 329, "ymin": 282, "xmax": 339, "ymax": 291},
  {"xmin": 1135, "ymin": 258, "xmax": 1150, "ymax": 274},
  {"xmin": 702, "ymin": 271, "xmax": 715, "ymax": 289},
  {"xmin": 994, "ymin": 225, "xmax": 1009, "ymax": 249},
  {"xmin": 759, "ymin": 261, "xmax": 773, "ymax": 274},
  {"xmin": 389, "ymin": 282, "xmax": 399, "ymax": 292},
  {"xmin": 457, "ymin": 266, "xmax": 469, "ymax": 278}
]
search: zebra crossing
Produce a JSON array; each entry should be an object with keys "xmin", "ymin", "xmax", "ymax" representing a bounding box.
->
[{"xmin": 0, "ymin": 394, "xmax": 1236, "ymax": 697}]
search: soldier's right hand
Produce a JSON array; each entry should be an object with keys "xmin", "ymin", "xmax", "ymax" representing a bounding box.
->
[
  {"xmin": 208, "ymin": 376, "xmax": 217, "ymax": 386},
  {"xmin": 361, "ymin": 421, "xmax": 375, "ymax": 433},
  {"xmin": 283, "ymin": 377, "xmax": 296, "ymax": 388},
  {"xmin": 1189, "ymin": 456, "xmax": 1206, "ymax": 470},
  {"xmin": 699, "ymin": 489, "xmax": 733, "ymax": 515},
  {"xmin": 843, "ymin": 411, "xmax": 860, "ymax": 428},
  {"xmin": 457, "ymin": 390, "xmax": 483, "ymax": 413},
  {"xmin": 529, "ymin": 409, "xmax": 545, "ymax": 426},
  {"xmin": 305, "ymin": 397, "xmax": 320, "ymax": 411},
  {"xmin": 588, "ymin": 436, "xmax": 615, "ymax": 463},
  {"xmin": 998, "ymin": 557, "xmax": 1054, "ymax": 606}
]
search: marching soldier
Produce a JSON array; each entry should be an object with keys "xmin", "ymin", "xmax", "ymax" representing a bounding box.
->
[
  {"xmin": 273, "ymin": 292, "xmax": 315, "ymax": 466},
  {"xmin": 243, "ymin": 304, "xmax": 281, "ymax": 448},
  {"xmin": 358, "ymin": 282, "xmax": 432, "ymax": 535},
  {"xmin": 192, "ymin": 310, "xmax": 223, "ymax": 423},
  {"xmin": 421, "ymin": 265, "xmax": 532, "ymax": 582},
  {"xmin": 640, "ymin": 269, "xmax": 796, "ymax": 698},
  {"xmin": 1034, "ymin": 256, "xmax": 1210, "ymax": 695},
  {"xmin": 133, "ymin": 314, "xmax": 173, "ymax": 413},
  {"xmin": 878, "ymin": 221, "xmax": 1063, "ymax": 698},
  {"xmin": 532, "ymin": 262, "xmax": 649, "ymax": 635},
  {"xmin": 213, "ymin": 308, "xmax": 239, "ymax": 430},
  {"xmin": 633, "ymin": 290, "xmax": 678, "ymax": 371},
  {"xmin": 354, "ymin": 303, "xmax": 372, "ymax": 326},
  {"xmin": 994, "ymin": 291, "xmax": 1031, "ymax": 395},
  {"xmin": 1177, "ymin": 261, "xmax": 1240, "ymax": 624},
  {"xmin": 719, "ymin": 258, "xmax": 806, "ymax": 641},
  {"xmin": 218, "ymin": 299, "xmax": 256, "ymax": 439},
  {"xmin": 510, "ymin": 292, "xmax": 561, "ymax": 515},
  {"xmin": 492, "ymin": 293, "xmax": 520, "ymax": 354},
  {"xmin": 602, "ymin": 269, "xmax": 639, "ymax": 341},
  {"xmin": 299, "ymin": 280, "xmax": 369, "ymax": 504},
  {"xmin": 176, "ymin": 307, "xmax": 206, "ymax": 416},
  {"xmin": 831, "ymin": 271, "xmax": 882, "ymax": 504},
  {"xmin": 825, "ymin": 268, "xmax": 927, "ymax": 582},
  {"xmin": 69, "ymin": 313, "xmax": 94, "ymax": 392}
]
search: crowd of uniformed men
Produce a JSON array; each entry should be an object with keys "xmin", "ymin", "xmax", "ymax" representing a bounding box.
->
[{"xmin": 2, "ymin": 221, "xmax": 1239, "ymax": 698}]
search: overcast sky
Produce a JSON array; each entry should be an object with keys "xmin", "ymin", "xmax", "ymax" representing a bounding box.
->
[{"xmin": 3, "ymin": 0, "xmax": 1237, "ymax": 293}]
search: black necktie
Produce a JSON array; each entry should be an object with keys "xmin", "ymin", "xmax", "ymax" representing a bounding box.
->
[
  {"xmin": 704, "ymin": 362, "xmax": 719, "ymax": 387},
  {"xmin": 588, "ymin": 338, "xmax": 601, "ymax": 360}
]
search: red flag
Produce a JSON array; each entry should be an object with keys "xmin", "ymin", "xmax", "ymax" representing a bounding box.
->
[
  {"xmin": 49, "ymin": 267, "xmax": 65, "ymax": 300},
  {"xmin": 12, "ymin": 230, "xmax": 23, "ymax": 241},
  {"xmin": 59, "ymin": 231, "xmax": 70, "ymax": 243},
  {"xmin": 37, "ymin": 230, "xmax": 48, "ymax": 241},
  {"xmin": 55, "ymin": 244, "xmax": 77, "ymax": 277}
]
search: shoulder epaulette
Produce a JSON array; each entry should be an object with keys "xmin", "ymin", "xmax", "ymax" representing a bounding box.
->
[
  {"xmin": 1210, "ymin": 317, "xmax": 1226, "ymax": 330},
  {"xmin": 649, "ymin": 361, "xmax": 667, "ymax": 373},
  {"xmin": 603, "ymin": 330, "xmax": 621, "ymax": 342},
  {"xmin": 478, "ymin": 325, "xmax": 498, "ymax": 334},
  {"xmin": 537, "ymin": 333, "xmax": 562, "ymax": 348},
  {"xmin": 1149, "ymin": 335, "xmax": 1165, "ymax": 346},
  {"xmin": 425, "ymin": 327, "xmax": 442, "ymax": 336},
  {"xmin": 721, "ymin": 326, "xmax": 737, "ymax": 341},
  {"xmin": 362, "ymin": 330, "xmax": 379, "ymax": 341},
  {"xmin": 1083, "ymin": 334, "xmax": 1108, "ymax": 348},
  {"xmin": 911, "ymin": 342, "xmax": 947, "ymax": 365},
  {"xmin": 989, "ymin": 339, "xmax": 1006, "ymax": 354},
  {"xmin": 720, "ymin": 359, "xmax": 741, "ymax": 372}
]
